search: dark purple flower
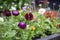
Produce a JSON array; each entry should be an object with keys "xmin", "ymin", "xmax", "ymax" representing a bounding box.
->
[
  {"xmin": 57, "ymin": 24, "xmax": 60, "ymax": 28},
  {"xmin": 4, "ymin": 10, "xmax": 11, "ymax": 16},
  {"xmin": 25, "ymin": 13, "xmax": 33, "ymax": 21},
  {"xmin": 12, "ymin": 10, "xmax": 19, "ymax": 16},
  {"xmin": 18, "ymin": 22, "xmax": 26, "ymax": 29}
]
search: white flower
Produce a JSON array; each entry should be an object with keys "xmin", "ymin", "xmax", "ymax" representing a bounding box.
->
[
  {"xmin": 26, "ymin": 25, "xmax": 30, "ymax": 29},
  {"xmin": 38, "ymin": 8, "xmax": 46, "ymax": 15},
  {"xmin": 0, "ymin": 17, "xmax": 4, "ymax": 22},
  {"xmin": 46, "ymin": 7, "xmax": 51, "ymax": 11},
  {"xmin": 53, "ymin": 3, "xmax": 56, "ymax": 5},
  {"xmin": 10, "ymin": 6, "xmax": 16, "ymax": 10},
  {"xmin": 39, "ymin": 4, "xmax": 42, "ymax": 7},
  {"xmin": 59, "ymin": 5, "xmax": 60, "ymax": 7}
]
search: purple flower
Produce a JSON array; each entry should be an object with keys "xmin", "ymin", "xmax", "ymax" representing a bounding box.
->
[
  {"xmin": 18, "ymin": 22, "xmax": 26, "ymax": 29},
  {"xmin": 25, "ymin": 13, "xmax": 33, "ymax": 21},
  {"xmin": 12, "ymin": 10, "xmax": 19, "ymax": 16},
  {"xmin": 53, "ymin": 3, "xmax": 56, "ymax": 5},
  {"xmin": 12, "ymin": 2, "xmax": 15, "ymax": 5},
  {"xmin": 4, "ymin": 10, "xmax": 11, "ymax": 16},
  {"xmin": 32, "ymin": 0, "xmax": 35, "ymax": 4},
  {"xmin": 22, "ymin": 6, "xmax": 27, "ymax": 12}
]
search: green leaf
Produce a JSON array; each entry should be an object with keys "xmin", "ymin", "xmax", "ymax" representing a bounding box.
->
[{"xmin": 4, "ymin": 30, "xmax": 16, "ymax": 38}]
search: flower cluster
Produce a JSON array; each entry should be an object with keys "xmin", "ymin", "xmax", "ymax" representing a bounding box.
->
[
  {"xmin": 4, "ymin": 10, "xmax": 19, "ymax": 16},
  {"xmin": 0, "ymin": 9, "xmax": 60, "ymax": 40},
  {"xmin": 44, "ymin": 11, "xmax": 56, "ymax": 19}
]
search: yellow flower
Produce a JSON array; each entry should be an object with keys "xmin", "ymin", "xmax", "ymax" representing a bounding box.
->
[{"xmin": 31, "ymin": 26, "xmax": 36, "ymax": 31}]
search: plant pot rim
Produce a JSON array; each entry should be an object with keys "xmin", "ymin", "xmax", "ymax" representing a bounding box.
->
[{"xmin": 35, "ymin": 32, "xmax": 60, "ymax": 40}]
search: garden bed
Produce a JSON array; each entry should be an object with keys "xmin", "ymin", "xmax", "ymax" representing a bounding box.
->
[{"xmin": 0, "ymin": 10, "xmax": 60, "ymax": 40}]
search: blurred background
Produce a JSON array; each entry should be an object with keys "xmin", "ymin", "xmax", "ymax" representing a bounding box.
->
[
  {"xmin": 0, "ymin": 0, "xmax": 60, "ymax": 10},
  {"xmin": 36, "ymin": 0, "xmax": 60, "ymax": 10}
]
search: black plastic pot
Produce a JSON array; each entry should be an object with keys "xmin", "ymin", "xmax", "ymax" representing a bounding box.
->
[
  {"xmin": 32, "ymin": 34, "xmax": 41, "ymax": 40},
  {"xmin": 32, "ymin": 33, "xmax": 60, "ymax": 40}
]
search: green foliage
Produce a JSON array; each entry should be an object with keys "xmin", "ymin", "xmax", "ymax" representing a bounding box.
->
[
  {"xmin": 0, "ymin": 11, "xmax": 60, "ymax": 40},
  {"xmin": 0, "ymin": 0, "xmax": 31, "ymax": 10},
  {"xmin": 0, "ymin": 0, "xmax": 60, "ymax": 40}
]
